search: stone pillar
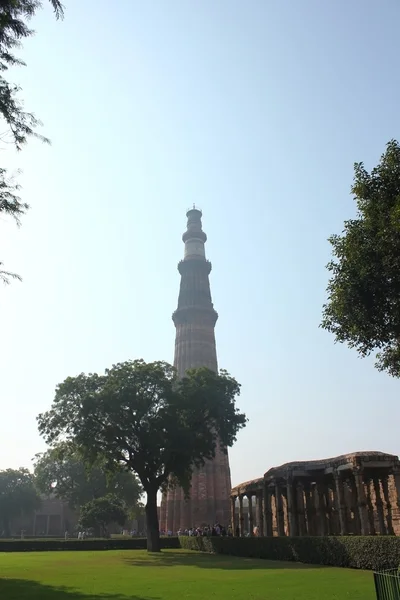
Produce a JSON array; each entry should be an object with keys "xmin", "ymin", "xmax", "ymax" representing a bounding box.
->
[
  {"xmin": 263, "ymin": 483, "xmax": 273, "ymax": 537},
  {"xmin": 382, "ymin": 476, "xmax": 395, "ymax": 535},
  {"xmin": 320, "ymin": 485, "xmax": 329, "ymax": 536},
  {"xmin": 256, "ymin": 493, "xmax": 264, "ymax": 536},
  {"xmin": 286, "ymin": 478, "xmax": 298, "ymax": 536},
  {"xmin": 296, "ymin": 483, "xmax": 307, "ymax": 536},
  {"xmin": 248, "ymin": 494, "xmax": 254, "ymax": 536},
  {"xmin": 275, "ymin": 483, "xmax": 285, "ymax": 536},
  {"xmin": 325, "ymin": 485, "xmax": 335, "ymax": 535},
  {"xmin": 238, "ymin": 495, "xmax": 244, "ymax": 537},
  {"xmin": 373, "ymin": 478, "xmax": 386, "ymax": 535},
  {"xmin": 333, "ymin": 471, "xmax": 347, "ymax": 535},
  {"xmin": 365, "ymin": 479, "xmax": 376, "ymax": 536},
  {"xmin": 392, "ymin": 469, "xmax": 400, "ymax": 511},
  {"xmin": 350, "ymin": 478, "xmax": 361, "ymax": 535},
  {"xmin": 230, "ymin": 496, "xmax": 236, "ymax": 536},
  {"xmin": 354, "ymin": 469, "xmax": 369, "ymax": 535},
  {"xmin": 304, "ymin": 484, "xmax": 315, "ymax": 535},
  {"xmin": 313, "ymin": 484, "xmax": 326, "ymax": 536}
]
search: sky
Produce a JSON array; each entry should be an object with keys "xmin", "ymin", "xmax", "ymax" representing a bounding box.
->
[{"xmin": 1, "ymin": 0, "xmax": 400, "ymax": 488}]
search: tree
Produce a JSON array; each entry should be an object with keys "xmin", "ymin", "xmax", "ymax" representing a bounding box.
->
[
  {"xmin": 321, "ymin": 140, "xmax": 400, "ymax": 377},
  {"xmin": 0, "ymin": 468, "xmax": 41, "ymax": 536},
  {"xmin": 34, "ymin": 442, "xmax": 143, "ymax": 511},
  {"xmin": 79, "ymin": 494, "xmax": 128, "ymax": 538},
  {"xmin": 37, "ymin": 359, "xmax": 247, "ymax": 552},
  {"xmin": 0, "ymin": 0, "xmax": 64, "ymax": 283}
]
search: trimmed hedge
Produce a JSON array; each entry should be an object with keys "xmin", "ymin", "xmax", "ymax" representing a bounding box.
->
[
  {"xmin": 3, "ymin": 533, "xmax": 399, "ymax": 568},
  {"xmin": 0, "ymin": 537, "xmax": 180, "ymax": 552},
  {"xmin": 179, "ymin": 535, "xmax": 400, "ymax": 571}
]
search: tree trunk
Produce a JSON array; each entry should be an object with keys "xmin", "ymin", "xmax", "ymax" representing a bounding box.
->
[{"xmin": 145, "ymin": 487, "xmax": 160, "ymax": 552}]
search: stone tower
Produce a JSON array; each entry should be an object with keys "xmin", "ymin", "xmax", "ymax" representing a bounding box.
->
[{"xmin": 159, "ymin": 207, "xmax": 232, "ymax": 532}]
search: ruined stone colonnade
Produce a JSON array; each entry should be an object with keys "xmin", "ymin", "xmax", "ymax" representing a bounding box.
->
[{"xmin": 230, "ymin": 452, "xmax": 400, "ymax": 537}]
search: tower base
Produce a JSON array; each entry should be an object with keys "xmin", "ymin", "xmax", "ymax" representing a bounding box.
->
[{"xmin": 160, "ymin": 446, "xmax": 231, "ymax": 532}]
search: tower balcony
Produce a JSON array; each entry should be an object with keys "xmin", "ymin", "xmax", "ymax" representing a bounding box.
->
[
  {"xmin": 182, "ymin": 229, "xmax": 207, "ymax": 243},
  {"xmin": 172, "ymin": 305, "xmax": 218, "ymax": 327},
  {"xmin": 178, "ymin": 258, "xmax": 212, "ymax": 275}
]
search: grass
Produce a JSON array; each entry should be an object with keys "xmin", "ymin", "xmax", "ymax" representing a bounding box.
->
[{"xmin": 0, "ymin": 548, "xmax": 375, "ymax": 599}]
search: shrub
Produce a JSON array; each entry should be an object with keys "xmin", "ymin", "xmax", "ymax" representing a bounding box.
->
[
  {"xmin": 0, "ymin": 537, "xmax": 180, "ymax": 552},
  {"xmin": 178, "ymin": 535, "xmax": 400, "ymax": 571}
]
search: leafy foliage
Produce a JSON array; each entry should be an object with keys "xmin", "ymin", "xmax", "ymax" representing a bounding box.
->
[
  {"xmin": 180, "ymin": 535, "xmax": 400, "ymax": 571},
  {"xmin": 0, "ymin": 468, "xmax": 41, "ymax": 536},
  {"xmin": 321, "ymin": 140, "xmax": 400, "ymax": 376},
  {"xmin": 0, "ymin": 0, "xmax": 64, "ymax": 283},
  {"xmin": 0, "ymin": 537, "xmax": 180, "ymax": 551},
  {"xmin": 79, "ymin": 494, "xmax": 128, "ymax": 537},
  {"xmin": 34, "ymin": 442, "xmax": 143, "ymax": 511},
  {"xmin": 37, "ymin": 359, "xmax": 246, "ymax": 551}
]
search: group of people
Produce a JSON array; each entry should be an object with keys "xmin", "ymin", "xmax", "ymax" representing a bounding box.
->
[{"xmin": 161, "ymin": 523, "xmax": 233, "ymax": 537}]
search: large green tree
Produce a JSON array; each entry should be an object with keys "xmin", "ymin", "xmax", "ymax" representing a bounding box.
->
[
  {"xmin": 321, "ymin": 140, "xmax": 400, "ymax": 377},
  {"xmin": 0, "ymin": 468, "xmax": 41, "ymax": 536},
  {"xmin": 37, "ymin": 359, "xmax": 246, "ymax": 552},
  {"xmin": 79, "ymin": 494, "xmax": 128, "ymax": 538},
  {"xmin": 0, "ymin": 0, "xmax": 64, "ymax": 283},
  {"xmin": 34, "ymin": 442, "xmax": 143, "ymax": 511}
]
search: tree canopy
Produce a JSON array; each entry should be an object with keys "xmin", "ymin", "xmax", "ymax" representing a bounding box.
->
[
  {"xmin": 37, "ymin": 359, "xmax": 246, "ymax": 551},
  {"xmin": 34, "ymin": 442, "xmax": 143, "ymax": 511},
  {"xmin": 0, "ymin": 0, "xmax": 64, "ymax": 283},
  {"xmin": 0, "ymin": 468, "xmax": 41, "ymax": 536},
  {"xmin": 321, "ymin": 140, "xmax": 400, "ymax": 377},
  {"xmin": 79, "ymin": 494, "xmax": 128, "ymax": 538}
]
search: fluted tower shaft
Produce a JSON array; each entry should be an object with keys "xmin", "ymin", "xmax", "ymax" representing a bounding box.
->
[{"xmin": 159, "ymin": 208, "xmax": 231, "ymax": 532}]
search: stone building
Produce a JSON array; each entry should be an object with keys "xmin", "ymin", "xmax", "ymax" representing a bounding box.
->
[
  {"xmin": 11, "ymin": 496, "xmax": 78, "ymax": 537},
  {"xmin": 159, "ymin": 207, "xmax": 232, "ymax": 532},
  {"xmin": 231, "ymin": 451, "xmax": 400, "ymax": 536},
  {"xmin": 13, "ymin": 496, "xmax": 145, "ymax": 537}
]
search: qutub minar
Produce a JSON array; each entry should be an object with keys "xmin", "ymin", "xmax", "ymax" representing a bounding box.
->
[{"xmin": 159, "ymin": 207, "xmax": 231, "ymax": 532}]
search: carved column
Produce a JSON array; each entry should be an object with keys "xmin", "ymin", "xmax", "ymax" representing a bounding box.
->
[
  {"xmin": 354, "ymin": 469, "xmax": 369, "ymax": 535},
  {"xmin": 230, "ymin": 496, "xmax": 237, "ymax": 536},
  {"xmin": 256, "ymin": 493, "xmax": 264, "ymax": 536},
  {"xmin": 365, "ymin": 479, "xmax": 376, "ymax": 535},
  {"xmin": 323, "ymin": 486, "xmax": 331, "ymax": 535},
  {"xmin": 333, "ymin": 471, "xmax": 347, "ymax": 535},
  {"xmin": 374, "ymin": 478, "xmax": 386, "ymax": 535},
  {"xmin": 320, "ymin": 485, "xmax": 329, "ymax": 536},
  {"xmin": 286, "ymin": 477, "xmax": 298, "ymax": 536},
  {"xmin": 392, "ymin": 469, "xmax": 400, "ymax": 511},
  {"xmin": 275, "ymin": 483, "xmax": 285, "ymax": 536},
  {"xmin": 263, "ymin": 483, "xmax": 273, "ymax": 537},
  {"xmin": 382, "ymin": 476, "xmax": 395, "ymax": 535},
  {"xmin": 325, "ymin": 485, "xmax": 336, "ymax": 535},
  {"xmin": 296, "ymin": 482, "xmax": 307, "ymax": 536},
  {"xmin": 350, "ymin": 478, "xmax": 361, "ymax": 535},
  {"xmin": 304, "ymin": 484, "xmax": 316, "ymax": 535},
  {"xmin": 238, "ymin": 495, "xmax": 244, "ymax": 537},
  {"xmin": 248, "ymin": 494, "xmax": 254, "ymax": 536},
  {"xmin": 313, "ymin": 483, "xmax": 326, "ymax": 536},
  {"xmin": 325, "ymin": 486, "xmax": 335, "ymax": 535}
]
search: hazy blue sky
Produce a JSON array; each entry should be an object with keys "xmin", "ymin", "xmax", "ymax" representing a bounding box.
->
[{"xmin": 1, "ymin": 0, "xmax": 399, "ymax": 487}]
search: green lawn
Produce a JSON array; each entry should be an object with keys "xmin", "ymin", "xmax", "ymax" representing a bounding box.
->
[{"xmin": 0, "ymin": 548, "xmax": 375, "ymax": 599}]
